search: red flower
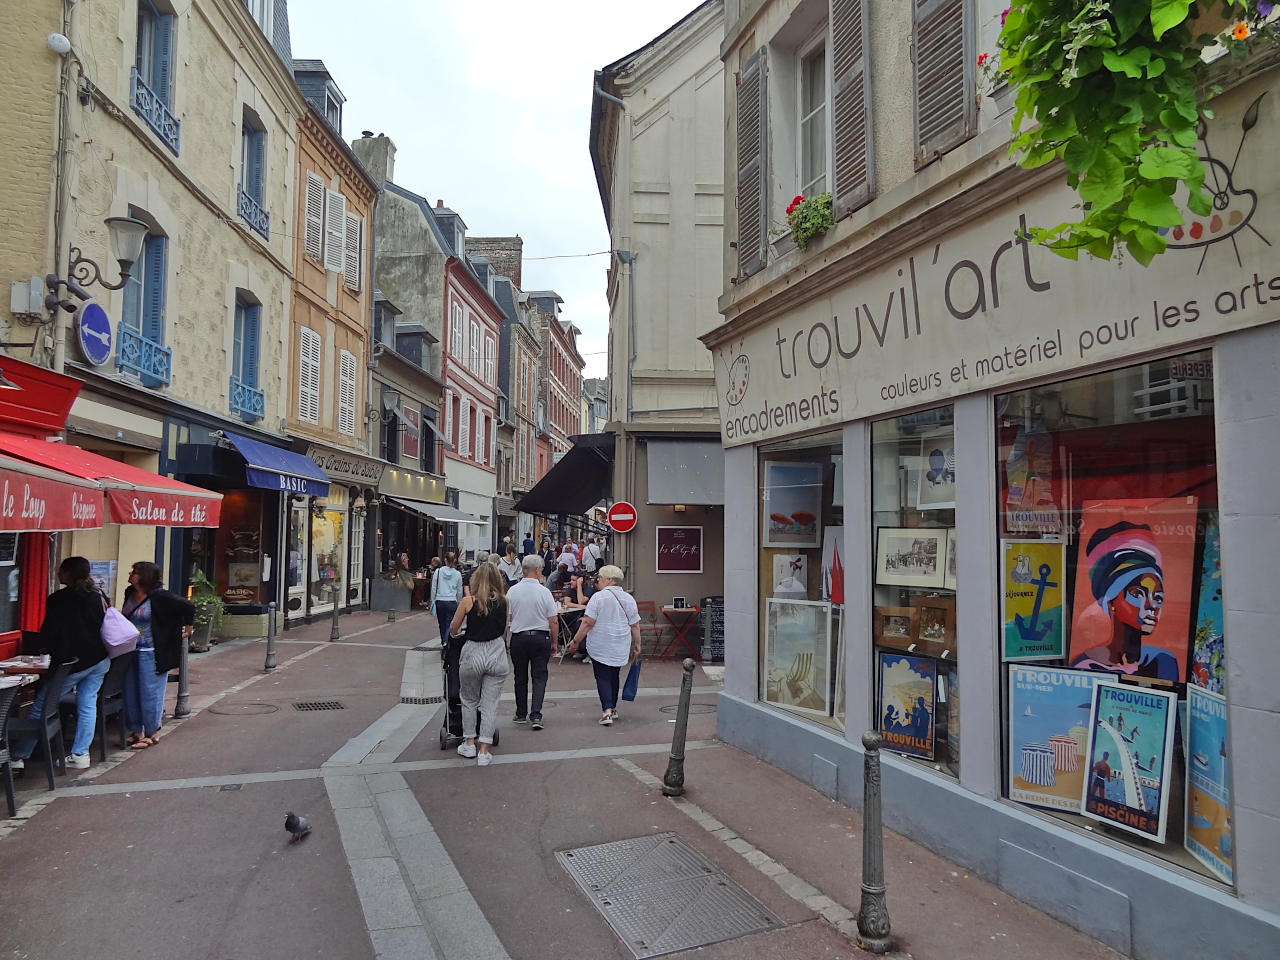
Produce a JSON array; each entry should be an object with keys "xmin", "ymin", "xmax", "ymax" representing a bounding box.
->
[
  {"xmin": 977, "ymin": 52, "xmax": 989, "ymax": 68},
  {"xmin": 786, "ymin": 195, "xmax": 805, "ymax": 216}
]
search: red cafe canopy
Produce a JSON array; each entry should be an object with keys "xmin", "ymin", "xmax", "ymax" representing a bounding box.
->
[
  {"xmin": 0, "ymin": 453, "xmax": 103, "ymax": 532},
  {"xmin": 0, "ymin": 433, "xmax": 221, "ymax": 527}
]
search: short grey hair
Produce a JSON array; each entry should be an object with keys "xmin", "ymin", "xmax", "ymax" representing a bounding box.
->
[
  {"xmin": 597, "ymin": 564, "xmax": 623, "ymax": 584},
  {"xmin": 521, "ymin": 554, "xmax": 542, "ymax": 574}
]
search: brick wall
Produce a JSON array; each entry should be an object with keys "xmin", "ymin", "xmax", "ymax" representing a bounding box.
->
[{"xmin": 467, "ymin": 236, "xmax": 522, "ymax": 287}]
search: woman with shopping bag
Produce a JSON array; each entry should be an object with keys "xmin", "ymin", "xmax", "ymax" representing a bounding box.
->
[{"xmin": 565, "ymin": 565, "xmax": 640, "ymax": 726}]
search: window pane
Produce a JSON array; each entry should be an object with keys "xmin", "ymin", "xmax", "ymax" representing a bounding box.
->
[
  {"xmin": 801, "ymin": 49, "xmax": 825, "ymax": 115},
  {"xmin": 801, "ymin": 110, "xmax": 827, "ymax": 195}
]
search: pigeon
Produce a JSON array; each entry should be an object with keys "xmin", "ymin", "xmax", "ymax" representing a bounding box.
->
[{"xmin": 284, "ymin": 811, "xmax": 312, "ymax": 844}]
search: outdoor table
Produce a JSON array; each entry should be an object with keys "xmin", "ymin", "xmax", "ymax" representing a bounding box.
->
[
  {"xmin": 660, "ymin": 605, "xmax": 702, "ymax": 662},
  {"xmin": 0, "ymin": 655, "xmax": 50, "ymax": 675},
  {"xmin": 556, "ymin": 604, "xmax": 585, "ymax": 653}
]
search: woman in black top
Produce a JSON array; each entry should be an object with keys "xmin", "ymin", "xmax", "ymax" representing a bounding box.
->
[
  {"xmin": 448, "ymin": 563, "xmax": 510, "ymax": 766},
  {"xmin": 540, "ymin": 538, "xmax": 556, "ymax": 578},
  {"xmin": 121, "ymin": 561, "xmax": 194, "ymax": 748}
]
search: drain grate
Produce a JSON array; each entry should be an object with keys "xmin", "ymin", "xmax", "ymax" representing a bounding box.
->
[
  {"xmin": 401, "ymin": 696, "xmax": 444, "ymax": 705},
  {"xmin": 558, "ymin": 832, "xmax": 780, "ymax": 958},
  {"xmin": 293, "ymin": 700, "xmax": 345, "ymax": 711},
  {"xmin": 659, "ymin": 702, "xmax": 717, "ymax": 715}
]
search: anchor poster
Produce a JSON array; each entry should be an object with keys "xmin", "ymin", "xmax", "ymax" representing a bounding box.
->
[
  {"xmin": 1008, "ymin": 665, "xmax": 1101, "ymax": 812},
  {"xmin": 1185, "ymin": 687, "xmax": 1233, "ymax": 884},
  {"xmin": 1001, "ymin": 539, "xmax": 1066, "ymax": 661},
  {"xmin": 878, "ymin": 652, "xmax": 936, "ymax": 759},
  {"xmin": 1081, "ymin": 682, "xmax": 1178, "ymax": 842}
]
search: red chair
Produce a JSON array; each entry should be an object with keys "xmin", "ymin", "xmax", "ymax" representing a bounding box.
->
[{"xmin": 634, "ymin": 602, "xmax": 668, "ymax": 658}]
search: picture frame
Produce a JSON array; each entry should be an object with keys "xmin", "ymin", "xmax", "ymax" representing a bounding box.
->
[
  {"xmin": 873, "ymin": 605, "xmax": 918, "ymax": 652},
  {"xmin": 1185, "ymin": 686, "xmax": 1233, "ymax": 884},
  {"xmin": 878, "ymin": 651, "xmax": 936, "ymax": 760},
  {"xmin": 772, "ymin": 553, "xmax": 808, "ymax": 599},
  {"xmin": 655, "ymin": 525, "xmax": 703, "ymax": 574},
  {"xmin": 1007, "ymin": 664, "xmax": 1101, "ymax": 813},
  {"xmin": 763, "ymin": 598, "xmax": 832, "ymax": 718},
  {"xmin": 943, "ymin": 527, "xmax": 957, "ymax": 591},
  {"xmin": 916, "ymin": 431, "xmax": 956, "ymax": 510},
  {"xmin": 875, "ymin": 527, "xmax": 947, "ymax": 588},
  {"xmin": 762, "ymin": 461, "xmax": 824, "ymax": 548},
  {"xmin": 1000, "ymin": 538, "xmax": 1066, "ymax": 661},
  {"xmin": 913, "ymin": 595, "xmax": 955, "ymax": 650},
  {"xmin": 672, "ymin": 596, "xmax": 687, "ymax": 609}
]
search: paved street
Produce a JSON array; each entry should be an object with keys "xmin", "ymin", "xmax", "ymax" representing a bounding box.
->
[{"xmin": 1, "ymin": 612, "xmax": 1121, "ymax": 960}]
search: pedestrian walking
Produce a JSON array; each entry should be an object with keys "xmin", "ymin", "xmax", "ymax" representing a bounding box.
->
[
  {"xmin": 506, "ymin": 555, "xmax": 559, "ymax": 729},
  {"xmin": 497, "ymin": 543, "xmax": 521, "ymax": 586},
  {"xmin": 556, "ymin": 542, "xmax": 578, "ymax": 573},
  {"xmin": 540, "ymin": 538, "xmax": 556, "ymax": 577},
  {"xmin": 566, "ymin": 565, "xmax": 640, "ymax": 726},
  {"xmin": 449, "ymin": 563, "xmax": 510, "ymax": 765},
  {"xmin": 430, "ymin": 551, "xmax": 463, "ymax": 647},
  {"xmin": 522, "ymin": 531, "xmax": 536, "ymax": 557},
  {"xmin": 121, "ymin": 561, "xmax": 194, "ymax": 749},
  {"xmin": 581, "ymin": 536, "xmax": 603, "ymax": 573}
]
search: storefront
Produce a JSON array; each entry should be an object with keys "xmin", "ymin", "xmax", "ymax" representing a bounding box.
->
[
  {"xmin": 376, "ymin": 465, "xmax": 449, "ymax": 572},
  {"xmin": 304, "ymin": 443, "xmax": 386, "ymax": 611},
  {"xmin": 704, "ymin": 77, "xmax": 1279, "ymax": 958}
]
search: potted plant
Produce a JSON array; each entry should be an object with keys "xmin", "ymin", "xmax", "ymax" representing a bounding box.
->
[
  {"xmin": 785, "ymin": 193, "xmax": 835, "ymax": 251},
  {"xmin": 189, "ymin": 569, "xmax": 225, "ymax": 652}
]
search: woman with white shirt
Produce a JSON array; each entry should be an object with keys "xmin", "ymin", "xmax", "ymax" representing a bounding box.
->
[
  {"xmin": 565, "ymin": 565, "xmax": 640, "ymax": 725},
  {"xmin": 430, "ymin": 552, "xmax": 463, "ymax": 647}
]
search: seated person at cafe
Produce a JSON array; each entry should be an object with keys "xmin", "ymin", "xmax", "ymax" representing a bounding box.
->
[
  {"xmin": 562, "ymin": 573, "xmax": 596, "ymax": 609},
  {"xmin": 547, "ymin": 563, "xmax": 570, "ymax": 592}
]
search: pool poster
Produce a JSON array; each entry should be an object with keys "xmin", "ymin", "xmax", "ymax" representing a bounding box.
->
[
  {"xmin": 1185, "ymin": 687, "xmax": 1233, "ymax": 884},
  {"xmin": 1081, "ymin": 682, "xmax": 1178, "ymax": 841},
  {"xmin": 1001, "ymin": 539, "xmax": 1066, "ymax": 661},
  {"xmin": 878, "ymin": 652, "xmax": 936, "ymax": 760},
  {"xmin": 1008, "ymin": 665, "xmax": 1101, "ymax": 812}
]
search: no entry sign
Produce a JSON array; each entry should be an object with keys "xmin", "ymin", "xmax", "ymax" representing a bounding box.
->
[{"xmin": 607, "ymin": 500, "xmax": 638, "ymax": 533}]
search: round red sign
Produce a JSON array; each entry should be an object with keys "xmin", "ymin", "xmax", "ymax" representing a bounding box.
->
[{"xmin": 606, "ymin": 500, "xmax": 638, "ymax": 533}]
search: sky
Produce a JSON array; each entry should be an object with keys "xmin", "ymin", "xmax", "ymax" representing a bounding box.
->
[{"xmin": 288, "ymin": 0, "xmax": 706, "ymax": 379}]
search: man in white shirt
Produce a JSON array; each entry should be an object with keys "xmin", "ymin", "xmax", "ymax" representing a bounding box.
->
[
  {"xmin": 505, "ymin": 555, "xmax": 559, "ymax": 729},
  {"xmin": 556, "ymin": 544, "xmax": 578, "ymax": 572},
  {"xmin": 581, "ymin": 536, "xmax": 602, "ymax": 573}
]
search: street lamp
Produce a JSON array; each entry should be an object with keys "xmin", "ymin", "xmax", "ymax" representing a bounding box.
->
[{"xmin": 45, "ymin": 215, "xmax": 150, "ymax": 309}]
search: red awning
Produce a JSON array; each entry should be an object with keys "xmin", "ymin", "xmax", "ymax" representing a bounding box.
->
[
  {"xmin": 0, "ymin": 433, "xmax": 221, "ymax": 527},
  {"xmin": 0, "ymin": 454, "xmax": 103, "ymax": 531}
]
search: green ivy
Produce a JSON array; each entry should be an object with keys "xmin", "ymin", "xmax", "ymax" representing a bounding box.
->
[{"xmin": 788, "ymin": 193, "xmax": 835, "ymax": 251}]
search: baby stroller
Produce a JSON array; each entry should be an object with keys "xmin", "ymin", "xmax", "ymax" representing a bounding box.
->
[{"xmin": 439, "ymin": 630, "xmax": 499, "ymax": 749}]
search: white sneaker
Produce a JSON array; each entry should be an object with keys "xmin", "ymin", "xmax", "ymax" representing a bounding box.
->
[
  {"xmin": 476, "ymin": 752, "xmax": 493, "ymax": 767},
  {"xmin": 9, "ymin": 758, "xmax": 23, "ymax": 770},
  {"xmin": 66, "ymin": 753, "xmax": 91, "ymax": 770},
  {"xmin": 457, "ymin": 741, "xmax": 477, "ymax": 759}
]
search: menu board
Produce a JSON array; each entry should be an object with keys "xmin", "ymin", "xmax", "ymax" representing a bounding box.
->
[{"xmin": 701, "ymin": 596, "xmax": 725, "ymax": 662}]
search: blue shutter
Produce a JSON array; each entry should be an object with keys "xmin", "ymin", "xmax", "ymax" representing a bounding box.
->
[
  {"xmin": 243, "ymin": 304, "xmax": 260, "ymax": 387},
  {"xmin": 250, "ymin": 129, "xmax": 265, "ymax": 205},
  {"xmin": 140, "ymin": 235, "xmax": 166, "ymax": 387},
  {"xmin": 232, "ymin": 300, "xmax": 245, "ymax": 376},
  {"xmin": 153, "ymin": 14, "xmax": 173, "ymax": 106}
]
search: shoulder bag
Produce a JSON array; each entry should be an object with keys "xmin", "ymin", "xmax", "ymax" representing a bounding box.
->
[{"xmin": 100, "ymin": 595, "xmax": 140, "ymax": 659}]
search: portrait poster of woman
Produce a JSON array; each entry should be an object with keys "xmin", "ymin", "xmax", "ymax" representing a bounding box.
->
[{"xmin": 1067, "ymin": 498, "xmax": 1198, "ymax": 683}]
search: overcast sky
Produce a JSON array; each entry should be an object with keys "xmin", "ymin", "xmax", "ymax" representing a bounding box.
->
[{"xmin": 289, "ymin": 0, "xmax": 705, "ymax": 378}]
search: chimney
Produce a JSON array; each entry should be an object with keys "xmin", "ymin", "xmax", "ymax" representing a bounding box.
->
[
  {"xmin": 437, "ymin": 199, "xmax": 443, "ymax": 208},
  {"xmin": 350, "ymin": 133, "xmax": 396, "ymax": 189}
]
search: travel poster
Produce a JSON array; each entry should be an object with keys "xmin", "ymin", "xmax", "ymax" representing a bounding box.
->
[
  {"xmin": 1081, "ymin": 682, "xmax": 1178, "ymax": 842},
  {"xmin": 1008, "ymin": 665, "xmax": 1101, "ymax": 812},
  {"xmin": 1001, "ymin": 540, "xmax": 1066, "ymax": 661},
  {"xmin": 1185, "ymin": 687, "xmax": 1233, "ymax": 884},
  {"xmin": 1189, "ymin": 512, "xmax": 1226, "ymax": 695},
  {"xmin": 821, "ymin": 526, "xmax": 844, "ymax": 603},
  {"xmin": 764, "ymin": 599, "xmax": 831, "ymax": 718},
  {"xmin": 762, "ymin": 461, "xmax": 823, "ymax": 548},
  {"xmin": 878, "ymin": 653, "xmax": 936, "ymax": 760},
  {"xmin": 1068, "ymin": 497, "xmax": 1198, "ymax": 683}
]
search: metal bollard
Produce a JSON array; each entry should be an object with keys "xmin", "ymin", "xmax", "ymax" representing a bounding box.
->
[
  {"xmin": 856, "ymin": 731, "xmax": 893, "ymax": 954},
  {"xmin": 330, "ymin": 579, "xmax": 341, "ymax": 641},
  {"xmin": 174, "ymin": 623, "xmax": 191, "ymax": 718},
  {"xmin": 387, "ymin": 603, "xmax": 396, "ymax": 623},
  {"xmin": 662, "ymin": 657, "xmax": 697, "ymax": 797},
  {"xmin": 264, "ymin": 601, "xmax": 278, "ymax": 671}
]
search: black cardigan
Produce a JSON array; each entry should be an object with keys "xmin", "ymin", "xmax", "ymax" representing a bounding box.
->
[
  {"xmin": 123, "ymin": 585, "xmax": 195, "ymax": 675},
  {"xmin": 40, "ymin": 585, "xmax": 108, "ymax": 671}
]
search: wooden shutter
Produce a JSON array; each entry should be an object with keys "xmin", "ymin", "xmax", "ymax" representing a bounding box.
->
[
  {"xmin": 338, "ymin": 349, "xmax": 356, "ymax": 435},
  {"xmin": 444, "ymin": 389, "xmax": 453, "ymax": 446},
  {"xmin": 298, "ymin": 327, "xmax": 321, "ymax": 424},
  {"xmin": 913, "ymin": 0, "xmax": 974, "ymax": 167},
  {"xmin": 139, "ymin": 236, "xmax": 167, "ymax": 387},
  {"xmin": 831, "ymin": 0, "xmax": 873, "ymax": 217},
  {"xmin": 343, "ymin": 213, "xmax": 361, "ymax": 291},
  {"xmin": 243, "ymin": 304, "xmax": 260, "ymax": 388},
  {"xmin": 323, "ymin": 189, "xmax": 346, "ymax": 273},
  {"xmin": 736, "ymin": 47, "xmax": 768, "ymax": 278},
  {"xmin": 459, "ymin": 400, "xmax": 470, "ymax": 458},
  {"xmin": 154, "ymin": 14, "xmax": 174, "ymax": 106},
  {"xmin": 249, "ymin": 129, "xmax": 265, "ymax": 205},
  {"xmin": 304, "ymin": 173, "xmax": 324, "ymax": 262}
]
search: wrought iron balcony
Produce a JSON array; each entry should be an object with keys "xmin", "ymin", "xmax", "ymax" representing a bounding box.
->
[
  {"xmin": 237, "ymin": 188, "xmax": 270, "ymax": 240},
  {"xmin": 130, "ymin": 68, "xmax": 180, "ymax": 156},
  {"xmin": 229, "ymin": 374, "xmax": 266, "ymax": 422},
  {"xmin": 116, "ymin": 325, "xmax": 172, "ymax": 386}
]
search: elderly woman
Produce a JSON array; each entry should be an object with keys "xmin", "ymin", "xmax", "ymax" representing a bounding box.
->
[
  {"xmin": 566, "ymin": 565, "xmax": 640, "ymax": 725},
  {"xmin": 449, "ymin": 562, "xmax": 510, "ymax": 765}
]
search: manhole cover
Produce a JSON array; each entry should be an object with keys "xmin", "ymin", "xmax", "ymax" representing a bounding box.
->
[
  {"xmin": 219, "ymin": 783, "xmax": 242, "ymax": 792},
  {"xmin": 208, "ymin": 702, "xmax": 279, "ymax": 716},
  {"xmin": 558, "ymin": 832, "xmax": 780, "ymax": 958},
  {"xmin": 401, "ymin": 696, "xmax": 444, "ymax": 705},
  {"xmin": 294, "ymin": 700, "xmax": 345, "ymax": 711},
  {"xmin": 658, "ymin": 703, "xmax": 717, "ymax": 715}
]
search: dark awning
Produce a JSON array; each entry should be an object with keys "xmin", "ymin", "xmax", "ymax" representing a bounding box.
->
[
  {"xmin": 514, "ymin": 432, "xmax": 614, "ymax": 516},
  {"xmin": 390, "ymin": 498, "xmax": 485, "ymax": 525},
  {"xmin": 223, "ymin": 432, "xmax": 330, "ymax": 497}
]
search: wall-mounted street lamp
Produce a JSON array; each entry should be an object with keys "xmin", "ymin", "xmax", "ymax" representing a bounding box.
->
[{"xmin": 45, "ymin": 215, "xmax": 150, "ymax": 311}]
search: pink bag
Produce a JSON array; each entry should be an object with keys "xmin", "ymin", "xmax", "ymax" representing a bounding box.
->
[{"xmin": 101, "ymin": 598, "xmax": 140, "ymax": 658}]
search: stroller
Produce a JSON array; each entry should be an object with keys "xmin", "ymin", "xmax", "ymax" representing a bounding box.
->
[{"xmin": 439, "ymin": 630, "xmax": 499, "ymax": 749}]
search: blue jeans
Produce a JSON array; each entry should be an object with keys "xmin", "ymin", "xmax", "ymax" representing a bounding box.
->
[
  {"xmin": 123, "ymin": 647, "xmax": 166, "ymax": 736},
  {"xmin": 435, "ymin": 600, "xmax": 458, "ymax": 645},
  {"xmin": 592, "ymin": 658, "xmax": 622, "ymax": 713},
  {"xmin": 15, "ymin": 657, "xmax": 110, "ymax": 759}
]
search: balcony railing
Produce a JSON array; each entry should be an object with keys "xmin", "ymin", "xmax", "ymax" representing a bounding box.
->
[
  {"xmin": 130, "ymin": 67, "xmax": 180, "ymax": 155},
  {"xmin": 116, "ymin": 325, "xmax": 172, "ymax": 386},
  {"xmin": 230, "ymin": 374, "xmax": 266, "ymax": 422},
  {"xmin": 237, "ymin": 188, "xmax": 270, "ymax": 240}
]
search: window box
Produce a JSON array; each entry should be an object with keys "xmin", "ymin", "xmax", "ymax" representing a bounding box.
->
[
  {"xmin": 230, "ymin": 374, "xmax": 265, "ymax": 422},
  {"xmin": 117, "ymin": 325, "xmax": 172, "ymax": 386},
  {"xmin": 130, "ymin": 67, "xmax": 180, "ymax": 156}
]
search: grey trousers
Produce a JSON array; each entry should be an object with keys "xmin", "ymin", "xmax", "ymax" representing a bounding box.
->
[{"xmin": 459, "ymin": 639, "xmax": 510, "ymax": 744}]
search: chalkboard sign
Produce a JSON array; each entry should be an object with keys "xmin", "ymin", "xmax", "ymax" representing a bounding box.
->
[{"xmin": 701, "ymin": 595, "xmax": 725, "ymax": 662}]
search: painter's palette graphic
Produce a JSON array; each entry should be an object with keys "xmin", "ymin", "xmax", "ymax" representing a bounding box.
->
[{"xmin": 724, "ymin": 352, "xmax": 750, "ymax": 406}]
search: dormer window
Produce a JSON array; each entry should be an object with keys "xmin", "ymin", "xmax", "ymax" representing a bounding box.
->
[
  {"xmin": 324, "ymin": 80, "xmax": 343, "ymax": 133},
  {"xmin": 244, "ymin": 0, "xmax": 270, "ymax": 34}
]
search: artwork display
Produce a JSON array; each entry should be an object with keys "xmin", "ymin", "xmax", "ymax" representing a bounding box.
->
[
  {"xmin": 914, "ymin": 595, "xmax": 955, "ymax": 650},
  {"xmin": 821, "ymin": 526, "xmax": 844, "ymax": 603},
  {"xmin": 878, "ymin": 652, "xmax": 936, "ymax": 759},
  {"xmin": 1189, "ymin": 512, "xmax": 1226, "ymax": 695},
  {"xmin": 1068, "ymin": 497, "xmax": 1198, "ymax": 683},
  {"xmin": 89, "ymin": 560, "xmax": 118, "ymax": 601},
  {"xmin": 656, "ymin": 526, "xmax": 703, "ymax": 574},
  {"xmin": 916, "ymin": 431, "xmax": 956, "ymax": 510},
  {"xmin": 945, "ymin": 664, "xmax": 960, "ymax": 757},
  {"xmin": 1081, "ymin": 682, "xmax": 1178, "ymax": 842},
  {"xmin": 764, "ymin": 599, "xmax": 832, "ymax": 718},
  {"xmin": 1185, "ymin": 687, "xmax": 1233, "ymax": 884},
  {"xmin": 943, "ymin": 528, "xmax": 957, "ymax": 591},
  {"xmin": 1004, "ymin": 419, "xmax": 1062, "ymax": 535},
  {"xmin": 1001, "ymin": 539, "xmax": 1067, "ymax": 661},
  {"xmin": 772, "ymin": 554, "xmax": 808, "ymax": 600},
  {"xmin": 762, "ymin": 461, "xmax": 824, "ymax": 548},
  {"xmin": 1007, "ymin": 665, "xmax": 1102, "ymax": 812},
  {"xmin": 873, "ymin": 606, "xmax": 917, "ymax": 651},
  {"xmin": 875, "ymin": 527, "xmax": 947, "ymax": 588}
]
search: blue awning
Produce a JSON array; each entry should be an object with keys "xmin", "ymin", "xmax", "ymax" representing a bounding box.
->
[{"xmin": 223, "ymin": 432, "xmax": 330, "ymax": 497}]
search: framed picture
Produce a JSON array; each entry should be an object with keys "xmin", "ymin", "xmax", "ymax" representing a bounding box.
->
[
  {"xmin": 878, "ymin": 652, "xmax": 936, "ymax": 759},
  {"xmin": 0, "ymin": 533, "xmax": 17, "ymax": 565},
  {"xmin": 943, "ymin": 528, "xmax": 957, "ymax": 591},
  {"xmin": 762, "ymin": 461, "xmax": 823, "ymax": 548},
  {"xmin": 772, "ymin": 553, "xmax": 808, "ymax": 599},
  {"xmin": 655, "ymin": 525, "xmax": 703, "ymax": 574},
  {"xmin": 821, "ymin": 526, "xmax": 844, "ymax": 603},
  {"xmin": 873, "ymin": 605, "xmax": 917, "ymax": 652},
  {"xmin": 1185, "ymin": 687, "xmax": 1233, "ymax": 884},
  {"xmin": 763, "ymin": 598, "xmax": 832, "ymax": 718},
  {"xmin": 914, "ymin": 595, "xmax": 955, "ymax": 649},
  {"xmin": 916, "ymin": 431, "xmax": 956, "ymax": 510},
  {"xmin": 1000, "ymin": 539, "xmax": 1066, "ymax": 661},
  {"xmin": 672, "ymin": 596, "xmax": 687, "ymax": 609},
  {"xmin": 1007, "ymin": 665, "xmax": 1102, "ymax": 812},
  {"xmin": 875, "ymin": 527, "xmax": 947, "ymax": 588}
]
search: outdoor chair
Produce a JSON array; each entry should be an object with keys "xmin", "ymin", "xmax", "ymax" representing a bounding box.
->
[
  {"xmin": 0, "ymin": 685, "xmax": 23, "ymax": 816},
  {"xmin": 60, "ymin": 652, "xmax": 134, "ymax": 763},
  {"xmin": 633, "ymin": 601, "xmax": 668, "ymax": 658},
  {"xmin": 7, "ymin": 661, "xmax": 71, "ymax": 791}
]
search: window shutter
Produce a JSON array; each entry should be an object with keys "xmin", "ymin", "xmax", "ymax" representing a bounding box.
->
[
  {"xmin": 323, "ymin": 188, "xmax": 346, "ymax": 273},
  {"xmin": 299, "ymin": 327, "xmax": 321, "ymax": 424},
  {"xmin": 141, "ymin": 235, "xmax": 166, "ymax": 389},
  {"xmin": 912, "ymin": 0, "xmax": 974, "ymax": 167},
  {"xmin": 484, "ymin": 337, "xmax": 494, "ymax": 385},
  {"xmin": 459, "ymin": 400, "xmax": 470, "ymax": 457},
  {"xmin": 338, "ymin": 349, "xmax": 356, "ymax": 435},
  {"xmin": 831, "ymin": 0, "xmax": 873, "ymax": 217},
  {"xmin": 344, "ymin": 213, "xmax": 361, "ymax": 291},
  {"xmin": 304, "ymin": 172, "xmax": 324, "ymax": 262},
  {"xmin": 477, "ymin": 414, "xmax": 486, "ymax": 465},
  {"xmin": 736, "ymin": 46, "xmax": 768, "ymax": 278},
  {"xmin": 243, "ymin": 304, "xmax": 260, "ymax": 388},
  {"xmin": 250, "ymin": 129, "xmax": 266, "ymax": 206},
  {"xmin": 154, "ymin": 14, "xmax": 173, "ymax": 106},
  {"xmin": 444, "ymin": 389, "xmax": 453, "ymax": 447}
]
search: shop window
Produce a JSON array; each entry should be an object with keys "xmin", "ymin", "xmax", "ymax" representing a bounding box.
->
[
  {"xmin": 758, "ymin": 431, "xmax": 845, "ymax": 732},
  {"xmin": 286, "ymin": 499, "xmax": 307, "ymax": 616},
  {"xmin": 0, "ymin": 533, "xmax": 19, "ymax": 635},
  {"xmin": 996, "ymin": 349, "xmax": 1229, "ymax": 886},
  {"xmin": 310, "ymin": 503, "xmax": 346, "ymax": 612}
]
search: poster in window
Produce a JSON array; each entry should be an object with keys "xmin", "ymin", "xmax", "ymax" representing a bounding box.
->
[
  {"xmin": 1004, "ymin": 419, "xmax": 1062, "ymax": 535},
  {"xmin": 1081, "ymin": 681, "xmax": 1178, "ymax": 842},
  {"xmin": 1007, "ymin": 665, "xmax": 1101, "ymax": 812},
  {"xmin": 820, "ymin": 526, "xmax": 844, "ymax": 603},
  {"xmin": 1068, "ymin": 498, "xmax": 1198, "ymax": 683},
  {"xmin": 772, "ymin": 554, "xmax": 807, "ymax": 599},
  {"xmin": 915, "ymin": 431, "xmax": 956, "ymax": 510},
  {"xmin": 1001, "ymin": 539, "xmax": 1067, "ymax": 661},
  {"xmin": 875, "ymin": 527, "xmax": 947, "ymax": 588},
  {"xmin": 943, "ymin": 527, "xmax": 957, "ymax": 591},
  {"xmin": 878, "ymin": 652, "xmax": 936, "ymax": 759},
  {"xmin": 401, "ymin": 405, "xmax": 421, "ymax": 460},
  {"xmin": 655, "ymin": 526, "xmax": 702, "ymax": 574},
  {"xmin": 764, "ymin": 598, "xmax": 831, "ymax": 718},
  {"xmin": 1185, "ymin": 686, "xmax": 1233, "ymax": 884},
  {"xmin": 762, "ymin": 461, "xmax": 823, "ymax": 548},
  {"xmin": 1189, "ymin": 512, "xmax": 1226, "ymax": 695}
]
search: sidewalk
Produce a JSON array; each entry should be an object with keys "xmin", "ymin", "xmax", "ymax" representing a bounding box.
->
[{"xmin": 0, "ymin": 610, "xmax": 1122, "ymax": 959}]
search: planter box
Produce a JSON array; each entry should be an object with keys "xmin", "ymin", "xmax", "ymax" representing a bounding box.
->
[
  {"xmin": 369, "ymin": 578, "xmax": 411, "ymax": 612},
  {"xmin": 189, "ymin": 620, "xmax": 214, "ymax": 652}
]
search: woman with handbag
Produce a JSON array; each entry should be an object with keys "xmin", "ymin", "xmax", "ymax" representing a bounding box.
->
[
  {"xmin": 430, "ymin": 551, "xmax": 463, "ymax": 651},
  {"xmin": 121, "ymin": 561, "xmax": 194, "ymax": 749},
  {"xmin": 565, "ymin": 565, "xmax": 640, "ymax": 726},
  {"xmin": 448, "ymin": 562, "xmax": 510, "ymax": 766},
  {"xmin": 10, "ymin": 557, "xmax": 111, "ymax": 772}
]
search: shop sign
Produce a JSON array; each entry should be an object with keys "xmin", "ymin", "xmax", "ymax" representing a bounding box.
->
[
  {"xmin": 0, "ymin": 472, "xmax": 101, "ymax": 531},
  {"xmin": 401, "ymin": 406, "xmax": 421, "ymax": 460},
  {"xmin": 106, "ymin": 489, "xmax": 219, "ymax": 527},
  {"xmin": 655, "ymin": 526, "xmax": 702, "ymax": 574},
  {"xmin": 712, "ymin": 79, "xmax": 1280, "ymax": 447},
  {"xmin": 305, "ymin": 445, "xmax": 385, "ymax": 487}
]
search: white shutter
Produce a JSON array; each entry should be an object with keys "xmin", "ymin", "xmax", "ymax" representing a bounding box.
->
[
  {"xmin": 484, "ymin": 337, "xmax": 494, "ymax": 385},
  {"xmin": 343, "ymin": 214, "xmax": 362, "ymax": 291},
  {"xmin": 490, "ymin": 416, "xmax": 496, "ymax": 467},
  {"xmin": 323, "ymin": 189, "xmax": 346, "ymax": 273},
  {"xmin": 469, "ymin": 322, "xmax": 480, "ymax": 372},
  {"xmin": 477, "ymin": 413, "xmax": 486, "ymax": 465},
  {"xmin": 304, "ymin": 172, "xmax": 324, "ymax": 262},
  {"xmin": 338, "ymin": 349, "xmax": 357, "ymax": 435},
  {"xmin": 451, "ymin": 304, "xmax": 464, "ymax": 358},
  {"xmin": 459, "ymin": 400, "xmax": 470, "ymax": 458},
  {"xmin": 444, "ymin": 389, "xmax": 453, "ymax": 447},
  {"xmin": 299, "ymin": 327, "xmax": 321, "ymax": 424}
]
